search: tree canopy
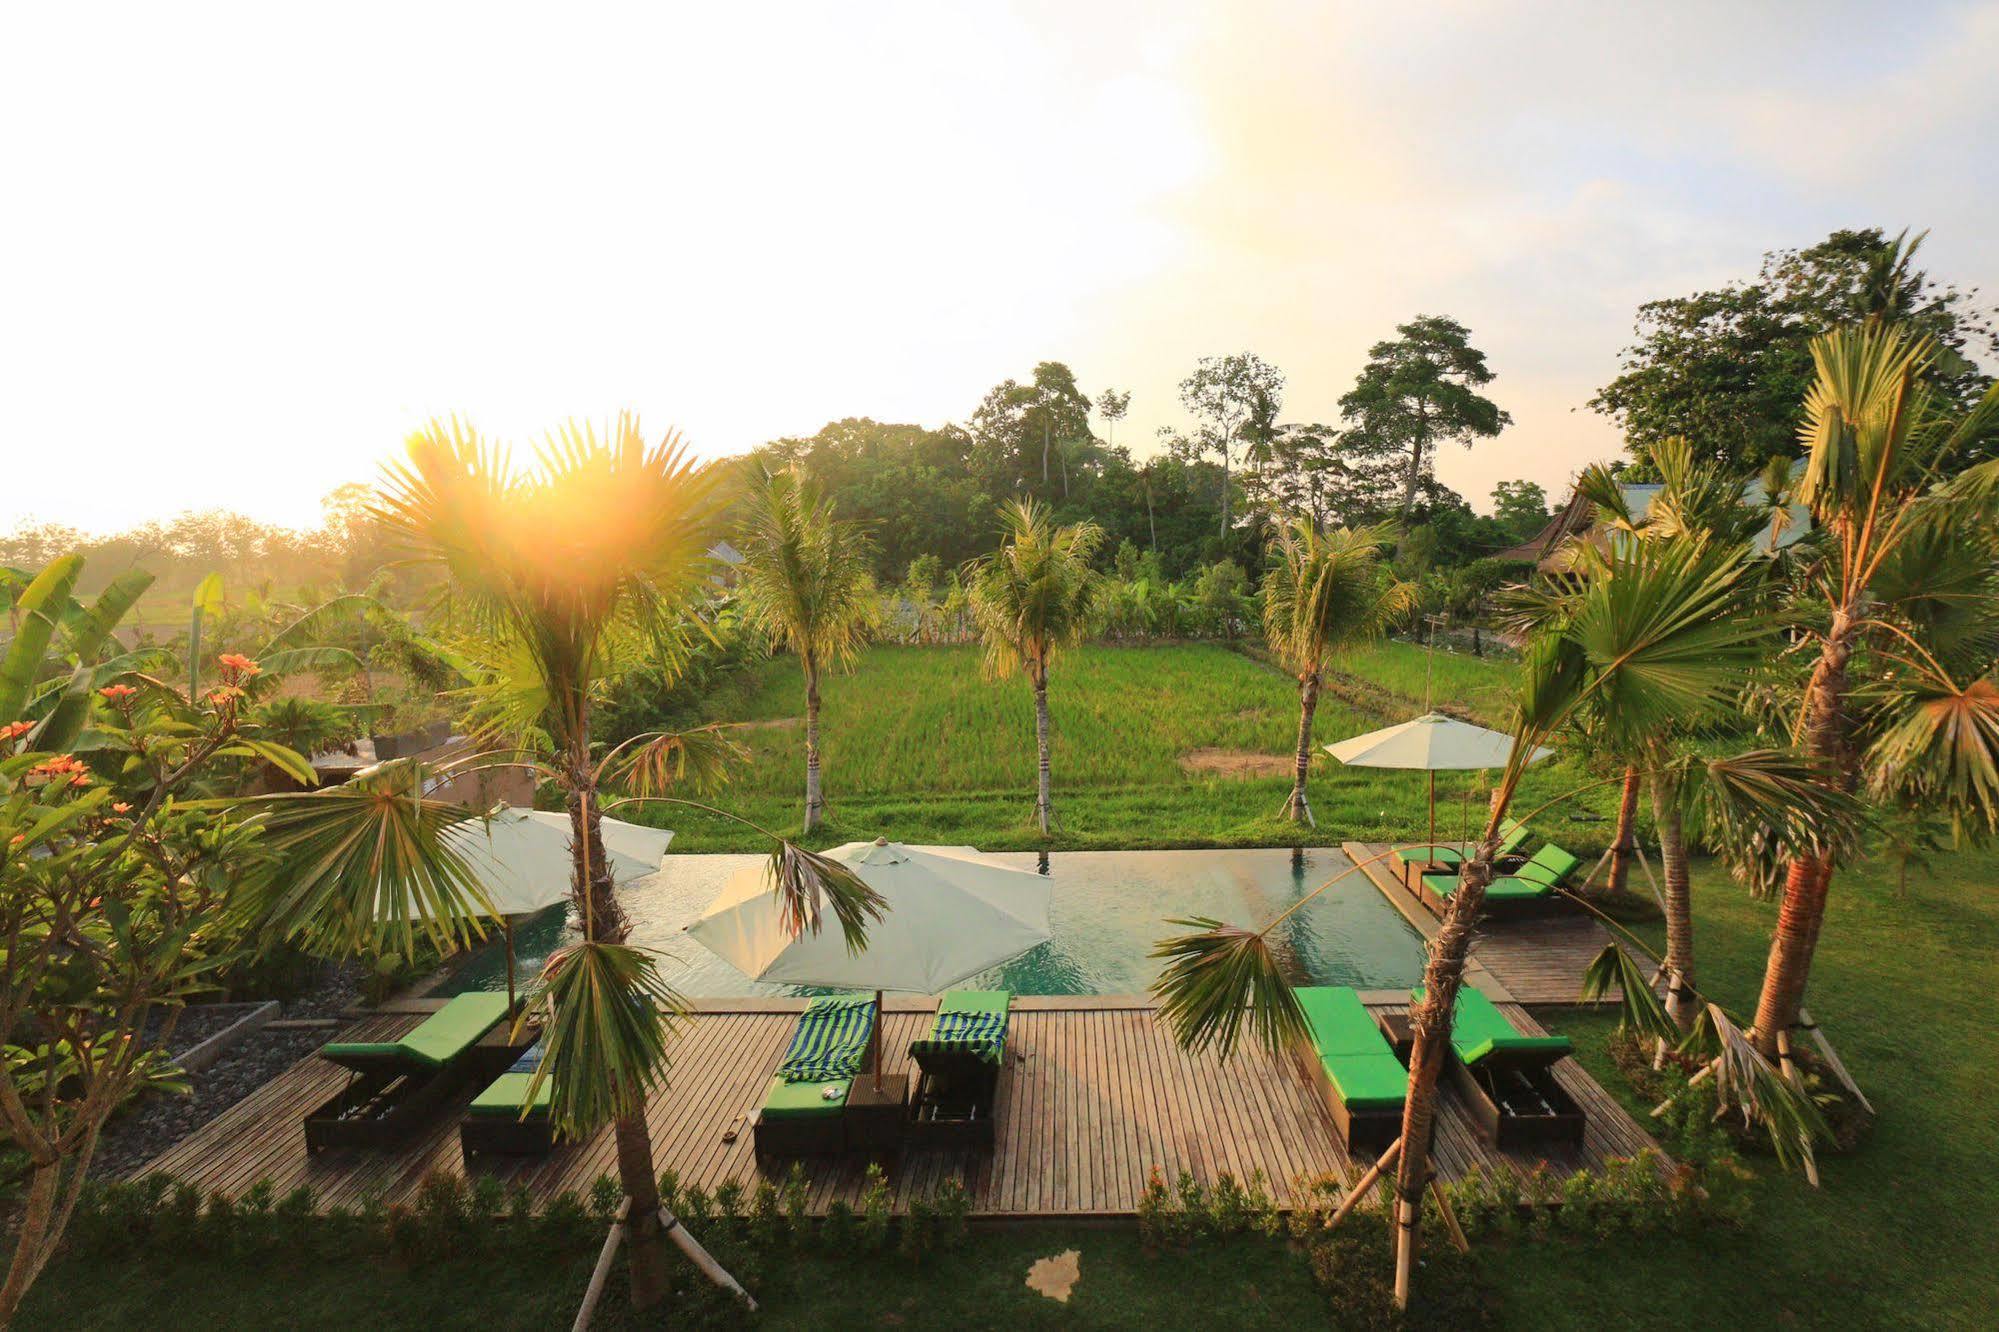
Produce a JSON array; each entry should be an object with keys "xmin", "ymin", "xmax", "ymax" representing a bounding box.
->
[{"xmin": 1338, "ymin": 315, "xmax": 1511, "ymax": 513}]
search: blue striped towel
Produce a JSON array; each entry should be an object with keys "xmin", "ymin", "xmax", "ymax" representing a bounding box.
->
[
  {"xmin": 911, "ymin": 1009, "xmax": 1009, "ymax": 1066},
  {"xmin": 775, "ymin": 994, "xmax": 877, "ymax": 1083}
]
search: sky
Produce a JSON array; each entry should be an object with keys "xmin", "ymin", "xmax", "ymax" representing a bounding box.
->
[{"xmin": 4, "ymin": 1, "xmax": 1996, "ymax": 534}]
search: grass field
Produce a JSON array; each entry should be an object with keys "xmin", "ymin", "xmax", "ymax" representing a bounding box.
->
[
  {"xmin": 656, "ymin": 640, "xmax": 1616, "ymax": 852},
  {"xmin": 27, "ymin": 848, "xmax": 1996, "ymax": 1329}
]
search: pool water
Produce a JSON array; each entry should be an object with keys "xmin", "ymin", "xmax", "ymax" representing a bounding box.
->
[{"xmin": 440, "ymin": 846, "xmax": 1427, "ymax": 998}]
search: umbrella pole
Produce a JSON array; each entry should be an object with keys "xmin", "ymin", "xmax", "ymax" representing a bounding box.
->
[
  {"xmin": 504, "ymin": 917, "xmax": 518, "ymax": 1015},
  {"xmin": 873, "ymin": 988, "xmax": 885, "ymax": 1092},
  {"xmin": 1427, "ymin": 772, "xmax": 1437, "ymax": 855}
]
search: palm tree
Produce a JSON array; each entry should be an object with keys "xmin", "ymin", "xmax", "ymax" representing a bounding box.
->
[
  {"xmin": 966, "ymin": 500, "xmax": 1102, "ymax": 836},
  {"xmin": 1749, "ymin": 322, "xmax": 1999, "ymax": 1055},
  {"xmin": 733, "ymin": 466, "xmax": 878, "ymax": 834},
  {"xmin": 1260, "ymin": 519, "xmax": 1410, "ymax": 825},
  {"xmin": 1154, "ymin": 535, "xmax": 1799, "ymax": 1308},
  {"xmin": 361, "ymin": 416, "xmax": 880, "ymax": 1310}
]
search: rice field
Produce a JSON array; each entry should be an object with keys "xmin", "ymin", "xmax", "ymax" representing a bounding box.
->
[{"xmin": 653, "ymin": 641, "xmax": 1618, "ymax": 853}]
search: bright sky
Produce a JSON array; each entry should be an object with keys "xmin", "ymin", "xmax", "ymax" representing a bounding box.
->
[{"xmin": 5, "ymin": 1, "xmax": 1995, "ymax": 533}]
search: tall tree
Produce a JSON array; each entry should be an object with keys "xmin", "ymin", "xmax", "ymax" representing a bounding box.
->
[
  {"xmin": 1748, "ymin": 322, "xmax": 1999, "ymax": 1055},
  {"xmin": 372, "ymin": 416, "xmax": 878, "ymax": 1310},
  {"xmin": 1261, "ymin": 520, "xmax": 1411, "ymax": 824},
  {"xmin": 734, "ymin": 465, "xmax": 878, "ymax": 833},
  {"xmin": 970, "ymin": 362, "xmax": 1094, "ymax": 498},
  {"xmin": 1489, "ymin": 479, "xmax": 1550, "ymax": 544},
  {"xmin": 1095, "ymin": 388, "xmax": 1131, "ymax": 449},
  {"xmin": 966, "ymin": 500, "xmax": 1102, "ymax": 835},
  {"xmin": 1592, "ymin": 227, "xmax": 1999, "ymax": 475},
  {"xmin": 1339, "ymin": 316, "xmax": 1511, "ymax": 513},
  {"xmin": 1180, "ymin": 353, "xmax": 1286, "ymax": 537}
]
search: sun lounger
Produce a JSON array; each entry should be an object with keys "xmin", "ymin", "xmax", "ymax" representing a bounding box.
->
[
  {"xmin": 1416, "ymin": 984, "xmax": 1585, "ymax": 1148},
  {"xmin": 460, "ymin": 1040, "xmax": 554, "ymax": 1161},
  {"xmin": 1392, "ymin": 817, "xmax": 1530, "ymax": 869},
  {"xmin": 1420, "ymin": 842, "xmax": 1581, "ymax": 915},
  {"xmin": 1294, "ymin": 986, "xmax": 1407, "ymax": 1153},
  {"xmin": 753, "ymin": 993, "xmax": 879, "ymax": 1159},
  {"xmin": 307, "ymin": 992, "xmax": 521, "ymax": 1152},
  {"xmin": 907, "ymin": 990, "xmax": 1011, "ymax": 1149}
]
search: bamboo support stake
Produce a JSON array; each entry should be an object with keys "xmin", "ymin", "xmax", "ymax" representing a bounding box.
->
[
  {"xmin": 1651, "ymin": 1058, "xmax": 1716, "ymax": 1118},
  {"xmin": 1326, "ymin": 1137, "xmax": 1401, "ymax": 1231},
  {"xmin": 1428, "ymin": 1178, "xmax": 1470, "ymax": 1254},
  {"xmin": 663, "ymin": 1210, "xmax": 758, "ymax": 1310},
  {"xmin": 1392, "ymin": 1193, "xmax": 1419, "ymax": 1309},
  {"xmin": 572, "ymin": 1202, "xmax": 629, "ymax": 1332}
]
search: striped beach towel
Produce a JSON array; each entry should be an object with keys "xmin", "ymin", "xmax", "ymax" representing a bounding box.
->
[
  {"xmin": 911, "ymin": 1009, "xmax": 1009, "ymax": 1066},
  {"xmin": 775, "ymin": 994, "xmax": 877, "ymax": 1082}
]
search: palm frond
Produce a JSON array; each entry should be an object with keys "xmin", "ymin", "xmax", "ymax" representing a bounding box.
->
[
  {"xmin": 519, "ymin": 940, "xmax": 687, "ymax": 1139},
  {"xmin": 766, "ymin": 842, "xmax": 886, "ymax": 953},
  {"xmin": 1865, "ymin": 667, "xmax": 1999, "ymax": 839},
  {"xmin": 605, "ymin": 725, "xmax": 743, "ymax": 798},
  {"xmin": 964, "ymin": 500, "xmax": 1102, "ymax": 679},
  {"xmin": 1149, "ymin": 917, "xmax": 1306, "ymax": 1057},
  {"xmin": 1693, "ymin": 1005, "xmax": 1833, "ymax": 1174},
  {"xmin": 232, "ymin": 759, "xmax": 496, "ymax": 958},
  {"xmin": 1580, "ymin": 942, "xmax": 1677, "ymax": 1043},
  {"xmin": 733, "ymin": 464, "xmax": 880, "ymax": 666}
]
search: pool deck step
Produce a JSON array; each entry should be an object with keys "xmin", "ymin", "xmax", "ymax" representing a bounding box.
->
[
  {"xmin": 1342, "ymin": 841, "xmax": 1626, "ymax": 1007},
  {"xmin": 140, "ymin": 995, "xmax": 1663, "ymax": 1219}
]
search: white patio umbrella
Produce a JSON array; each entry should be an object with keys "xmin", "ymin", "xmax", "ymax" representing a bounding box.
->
[
  {"xmin": 423, "ymin": 807, "xmax": 674, "ymax": 1009},
  {"xmin": 685, "ymin": 839, "xmax": 1053, "ymax": 1088},
  {"xmin": 1326, "ymin": 712, "xmax": 1553, "ymax": 856}
]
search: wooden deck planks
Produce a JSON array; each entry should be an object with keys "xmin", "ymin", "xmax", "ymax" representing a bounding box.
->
[{"xmin": 137, "ymin": 995, "xmax": 1664, "ymax": 1216}]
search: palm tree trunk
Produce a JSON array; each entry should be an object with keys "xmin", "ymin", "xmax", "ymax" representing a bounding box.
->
[
  {"xmin": 1390, "ymin": 849, "xmax": 1492, "ymax": 1307},
  {"xmin": 1606, "ymin": 766, "xmax": 1640, "ymax": 896},
  {"xmin": 1751, "ymin": 612, "xmax": 1855, "ymax": 1055},
  {"xmin": 803, "ymin": 652, "xmax": 823, "ymax": 834},
  {"xmin": 1285, "ymin": 671, "xmax": 1320, "ymax": 825},
  {"xmin": 1033, "ymin": 663, "xmax": 1053, "ymax": 837},
  {"xmin": 1653, "ymin": 773, "xmax": 1696, "ymax": 1029}
]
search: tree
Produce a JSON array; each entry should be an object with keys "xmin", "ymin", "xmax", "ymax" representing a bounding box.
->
[
  {"xmin": 1591, "ymin": 228, "xmax": 1999, "ymax": 475},
  {"xmin": 1095, "ymin": 388, "xmax": 1131, "ymax": 449},
  {"xmin": 733, "ymin": 465, "xmax": 879, "ymax": 833},
  {"xmin": 368, "ymin": 416, "xmax": 879, "ymax": 1310},
  {"xmin": 1261, "ymin": 521, "xmax": 1411, "ymax": 824},
  {"xmin": 1180, "ymin": 353, "xmax": 1286, "ymax": 537},
  {"xmin": 1155, "ymin": 534, "xmax": 1826, "ymax": 1307},
  {"xmin": 970, "ymin": 362, "xmax": 1094, "ymax": 499},
  {"xmin": 1489, "ymin": 479, "xmax": 1549, "ymax": 544},
  {"xmin": 966, "ymin": 500, "xmax": 1102, "ymax": 835},
  {"xmin": 1747, "ymin": 322, "xmax": 1999, "ymax": 1056},
  {"xmin": 1339, "ymin": 316, "xmax": 1511, "ymax": 513}
]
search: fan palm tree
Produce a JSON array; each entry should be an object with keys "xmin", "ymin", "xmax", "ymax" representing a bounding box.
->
[
  {"xmin": 1748, "ymin": 322, "xmax": 1999, "ymax": 1055},
  {"xmin": 1261, "ymin": 519, "xmax": 1411, "ymax": 825},
  {"xmin": 1153, "ymin": 535, "xmax": 1810, "ymax": 1308},
  {"xmin": 355, "ymin": 416, "xmax": 882, "ymax": 1310},
  {"xmin": 733, "ymin": 465, "xmax": 879, "ymax": 834},
  {"xmin": 966, "ymin": 500, "xmax": 1102, "ymax": 836}
]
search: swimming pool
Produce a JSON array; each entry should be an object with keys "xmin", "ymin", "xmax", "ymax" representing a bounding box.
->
[{"xmin": 439, "ymin": 846, "xmax": 1427, "ymax": 997}]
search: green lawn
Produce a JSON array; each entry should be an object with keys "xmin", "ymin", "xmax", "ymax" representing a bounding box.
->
[{"xmin": 658, "ymin": 640, "xmax": 1607, "ymax": 852}]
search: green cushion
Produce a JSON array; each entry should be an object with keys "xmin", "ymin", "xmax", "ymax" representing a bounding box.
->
[
  {"xmin": 1485, "ymin": 879, "xmax": 1553, "ymax": 902},
  {"xmin": 1510, "ymin": 844, "xmax": 1580, "ymax": 888},
  {"xmin": 400, "ymin": 993, "xmax": 512, "ymax": 1066},
  {"xmin": 936, "ymin": 990, "xmax": 1011, "ymax": 1018},
  {"xmin": 1323, "ymin": 1053, "xmax": 1408, "ymax": 1110},
  {"xmin": 1495, "ymin": 818, "xmax": 1532, "ymax": 857},
  {"xmin": 1412, "ymin": 985, "xmax": 1574, "ymax": 1066},
  {"xmin": 467, "ymin": 1072, "xmax": 552, "ymax": 1119},
  {"xmin": 1458, "ymin": 1035, "xmax": 1575, "ymax": 1066},
  {"xmin": 1295, "ymin": 987, "xmax": 1386, "ymax": 1058},
  {"xmin": 1394, "ymin": 845, "xmax": 1463, "ymax": 866},
  {"xmin": 760, "ymin": 1074, "xmax": 851, "ymax": 1120},
  {"xmin": 318, "ymin": 1040, "xmax": 414, "ymax": 1064},
  {"xmin": 1421, "ymin": 873, "xmax": 1460, "ymax": 898}
]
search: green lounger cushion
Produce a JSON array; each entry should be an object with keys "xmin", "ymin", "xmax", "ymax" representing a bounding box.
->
[
  {"xmin": 775, "ymin": 993, "xmax": 877, "ymax": 1083},
  {"xmin": 1394, "ymin": 819, "xmax": 1531, "ymax": 868},
  {"xmin": 321, "ymin": 992, "xmax": 512, "ymax": 1069},
  {"xmin": 1325, "ymin": 1053, "xmax": 1410, "ymax": 1110},
  {"xmin": 1295, "ymin": 987, "xmax": 1408, "ymax": 1111},
  {"xmin": 760, "ymin": 1074, "xmax": 852, "ymax": 1120},
  {"xmin": 466, "ymin": 1043, "xmax": 551, "ymax": 1119},
  {"xmin": 1508, "ymin": 843, "xmax": 1580, "ymax": 888},
  {"xmin": 936, "ymin": 989, "xmax": 1011, "ymax": 1017},
  {"xmin": 1412, "ymin": 985, "xmax": 1574, "ymax": 1067},
  {"xmin": 912, "ymin": 990, "xmax": 1012, "ymax": 1065},
  {"xmin": 1424, "ymin": 873, "xmax": 1548, "ymax": 901}
]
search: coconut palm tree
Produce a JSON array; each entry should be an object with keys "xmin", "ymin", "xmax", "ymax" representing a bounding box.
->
[
  {"xmin": 1261, "ymin": 519, "xmax": 1411, "ymax": 825},
  {"xmin": 966, "ymin": 500, "xmax": 1102, "ymax": 836},
  {"xmin": 353, "ymin": 416, "xmax": 881, "ymax": 1310},
  {"xmin": 1153, "ymin": 535, "xmax": 1812, "ymax": 1308},
  {"xmin": 733, "ymin": 465, "xmax": 878, "ymax": 834},
  {"xmin": 1748, "ymin": 322, "xmax": 1999, "ymax": 1055}
]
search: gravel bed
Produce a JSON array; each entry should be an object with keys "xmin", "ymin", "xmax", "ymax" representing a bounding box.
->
[{"xmin": 93, "ymin": 964, "xmax": 364, "ymax": 1181}]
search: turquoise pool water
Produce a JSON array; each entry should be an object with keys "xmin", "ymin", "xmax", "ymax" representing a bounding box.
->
[{"xmin": 438, "ymin": 846, "xmax": 1427, "ymax": 998}]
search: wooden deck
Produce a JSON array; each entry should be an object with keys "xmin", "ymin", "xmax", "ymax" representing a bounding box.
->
[
  {"xmin": 140, "ymin": 995, "xmax": 1663, "ymax": 1216},
  {"xmin": 1344, "ymin": 841, "xmax": 1623, "ymax": 1006}
]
